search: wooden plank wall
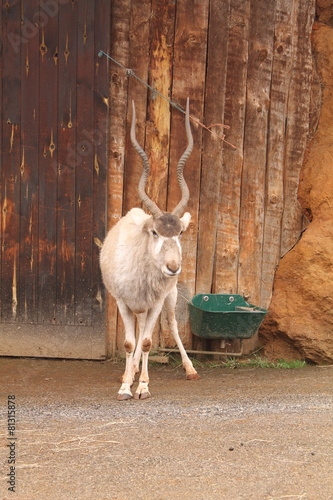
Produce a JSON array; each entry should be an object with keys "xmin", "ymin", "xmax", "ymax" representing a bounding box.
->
[
  {"xmin": 107, "ymin": 0, "xmax": 316, "ymax": 354},
  {"xmin": 0, "ymin": 0, "xmax": 316, "ymax": 358},
  {"xmin": 0, "ymin": 1, "xmax": 109, "ymax": 334}
]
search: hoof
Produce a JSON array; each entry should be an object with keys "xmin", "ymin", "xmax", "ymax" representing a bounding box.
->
[
  {"xmin": 134, "ymin": 392, "xmax": 151, "ymax": 400},
  {"xmin": 186, "ymin": 372, "xmax": 200, "ymax": 381},
  {"xmin": 117, "ymin": 393, "xmax": 133, "ymax": 401}
]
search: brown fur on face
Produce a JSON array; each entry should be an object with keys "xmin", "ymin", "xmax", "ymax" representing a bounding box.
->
[{"xmin": 155, "ymin": 214, "xmax": 182, "ymax": 237}]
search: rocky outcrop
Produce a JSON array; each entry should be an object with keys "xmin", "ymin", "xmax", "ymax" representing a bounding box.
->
[{"xmin": 259, "ymin": 17, "xmax": 333, "ymax": 363}]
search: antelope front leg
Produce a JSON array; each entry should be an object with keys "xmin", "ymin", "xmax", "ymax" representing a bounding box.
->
[
  {"xmin": 133, "ymin": 337, "xmax": 151, "ymax": 400},
  {"xmin": 132, "ymin": 311, "xmax": 147, "ymax": 377},
  {"xmin": 134, "ymin": 303, "xmax": 163, "ymax": 400},
  {"xmin": 165, "ymin": 288, "xmax": 200, "ymax": 380},
  {"xmin": 117, "ymin": 300, "xmax": 136, "ymax": 400}
]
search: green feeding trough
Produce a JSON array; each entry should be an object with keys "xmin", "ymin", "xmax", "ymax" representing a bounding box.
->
[{"xmin": 189, "ymin": 294, "xmax": 268, "ymax": 341}]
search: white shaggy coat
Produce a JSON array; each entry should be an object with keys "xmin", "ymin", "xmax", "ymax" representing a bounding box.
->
[{"xmin": 100, "ymin": 207, "xmax": 199, "ymax": 400}]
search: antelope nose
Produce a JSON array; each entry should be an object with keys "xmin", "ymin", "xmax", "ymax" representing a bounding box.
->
[{"xmin": 167, "ymin": 261, "xmax": 180, "ymax": 275}]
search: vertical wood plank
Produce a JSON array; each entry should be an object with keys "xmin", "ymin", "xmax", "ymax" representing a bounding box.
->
[
  {"xmin": 214, "ymin": 0, "xmax": 250, "ymax": 294},
  {"xmin": 38, "ymin": 2, "xmax": 58, "ymax": 324},
  {"xmin": 92, "ymin": 0, "xmax": 110, "ymax": 327},
  {"xmin": 280, "ymin": 0, "xmax": 315, "ymax": 255},
  {"xmin": 145, "ymin": 0, "xmax": 175, "ymax": 212},
  {"xmin": 19, "ymin": 0, "xmax": 40, "ymax": 323},
  {"xmin": 122, "ymin": 0, "xmax": 151, "ymax": 216},
  {"xmin": 75, "ymin": 0, "xmax": 95, "ymax": 326},
  {"xmin": 57, "ymin": 0, "xmax": 77, "ymax": 325},
  {"xmin": 169, "ymin": 0, "xmax": 209, "ymax": 347},
  {"xmin": 237, "ymin": 0, "xmax": 275, "ymax": 306},
  {"xmin": 108, "ymin": 1, "xmax": 130, "ymax": 228},
  {"xmin": 107, "ymin": 0, "xmax": 131, "ymax": 355},
  {"xmin": 260, "ymin": 0, "xmax": 295, "ymax": 308},
  {"xmin": 196, "ymin": 0, "xmax": 230, "ymax": 294},
  {"xmin": 116, "ymin": 0, "xmax": 151, "ymax": 354},
  {"xmin": 0, "ymin": 3, "xmax": 2, "ymax": 320},
  {"xmin": 1, "ymin": 0, "xmax": 21, "ymax": 322},
  {"xmin": 145, "ymin": 0, "xmax": 176, "ymax": 350}
]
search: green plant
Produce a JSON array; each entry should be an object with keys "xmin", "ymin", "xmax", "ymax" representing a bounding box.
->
[
  {"xmin": 222, "ymin": 355, "xmax": 306, "ymax": 369},
  {"xmin": 148, "ymin": 352, "xmax": 307, "ymax": 370}
]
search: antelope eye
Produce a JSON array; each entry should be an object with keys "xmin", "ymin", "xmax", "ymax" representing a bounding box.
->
[
  {"xmin": 151, "ymin": 230, "xmax": 158, "ymax": 237},
  {"xmin": 179, "ymin": 230, "xmax": 183, "ymax": 236}
]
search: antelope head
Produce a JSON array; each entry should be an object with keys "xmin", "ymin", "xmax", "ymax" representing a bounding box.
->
[{"xmin": 130, "ymin": 98, "xmax": 193, "ymax": 277}]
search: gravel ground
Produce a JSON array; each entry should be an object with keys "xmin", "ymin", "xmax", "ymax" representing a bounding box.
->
[{"xmin": 0, "ymin": 357, "xmax": 332, "ymax": 500}]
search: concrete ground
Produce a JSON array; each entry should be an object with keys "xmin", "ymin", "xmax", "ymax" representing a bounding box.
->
[{"xmin": 0, "ymin": 357, "xmax": 332, "ymax": 500}]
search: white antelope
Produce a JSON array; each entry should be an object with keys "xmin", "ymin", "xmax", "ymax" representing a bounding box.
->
[{"xmin": 100, "ymin": 98, "xmax": 199, "ymax": 400}]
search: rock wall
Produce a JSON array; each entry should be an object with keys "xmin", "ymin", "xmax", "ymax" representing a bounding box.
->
[{"xmin": 259, "ymin": 5, "xmax": 333, "ymax": 363}]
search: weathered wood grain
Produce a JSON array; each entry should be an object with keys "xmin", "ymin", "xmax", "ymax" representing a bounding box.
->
[
  {"xmin": 238, "ymin": 0, "xmax": 275, "ymax": 306},
  {"xmin": 0, "ymin": 1, "xmax": 108, "ymax": 358},
  {"xmin": 0, "ymin": 1, "xmax": 2, "ymax": 321},
  {"xmin": 236, "ymin": 0, "xmax": 276, "ymax": 352},
  {"xmin": 145, "ymin": 0, "xmax": 176, "ymax": 350},
  {"xmin": 281, "ymin": 0, "xmax": 315, "ymax": 255},
  {"xmin": 57, "ymin": 0, "xmax": 77, "ymax": 325},
  {"xmin": 122, "ymin": 0, "xmax": 151, "ymax": 216},
  {"xmin": 145, "ymin": 0, "xmax": 175, "ymax": 212},
  {"xmin": 75, "ymin": 0, "xmax": 95, "ymax": 327},
  {"xmin": 1, "ymin": 0, "xmax": 21, "ymax": 322},
  {"xmin": 108, "ymin": 2, "xmax": 130, "ymax": 228},
  {"xmin": 260, "ymin": 0, "xmax": 294, "ymax": 308},
  {"xmin": 196, "ymin": 0, "xmax": 230, "ymax": 294},
  {"xmin": 0, "ymin": 0, "xmax": 317, "ymax": 359},
  {"xmin": 19, "ymin": 0, "xmax": 40, "ymax": 324},
  {"xmin": 92, "ymin": 0, "xmax": 109, "ymax": 328},
  {"xmin": 118, "ymin": 0, "xmax": 151, "ymax": 353},
  {"xmin": 38, "ymin": 3, "xmax": 58, "ymax": 324},
  {"xmin": 107, "ymin": 0, "xmax": 131, "ymax": 356},
  {"xmin": 169, "ymin": 0, "xmax": 209, "ymax": 348},
  {"xmin": 214, "ymin": 0, "xmax": 250, "ymax": 295}
]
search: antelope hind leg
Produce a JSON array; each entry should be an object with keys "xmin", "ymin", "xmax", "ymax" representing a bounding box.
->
[{"xmin": 165, "ymin": 289, "xmax": 200, "ymax": 380}]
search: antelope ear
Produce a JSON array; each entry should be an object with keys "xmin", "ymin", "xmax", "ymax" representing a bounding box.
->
[
  {"xmin": 129, "ymin": 208, "xmax": 151, "ymax": 226},
  {"xmin": 180, "ymin": 212, "xmax": 191, "ymax": 231}
]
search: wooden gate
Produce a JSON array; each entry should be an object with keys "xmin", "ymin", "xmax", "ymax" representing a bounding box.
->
[{"xmin": 0, "ymin": 0, "xmax": 109, "ymax": 358}]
